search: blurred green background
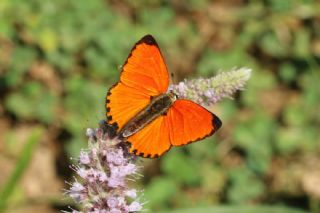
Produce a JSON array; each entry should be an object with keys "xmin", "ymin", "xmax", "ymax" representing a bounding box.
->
[{"xmin": 0, "ymin": 0, "xmax": 320, "ymax": 212}]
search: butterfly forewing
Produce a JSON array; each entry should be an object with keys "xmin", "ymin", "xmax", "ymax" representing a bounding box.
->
[
  {"xmin": 106, "ymin": 35, "xmax": 170, "ymax": 131},
  {"xmin": 106, "ymin": 83, "xmax": 150, "ymax": 131},
  {"xmin": 120, "ymin": 35, "xmax": 169, "ymax": 95},
  {"xmin": 127, "ymin": 116, "xmax": 171, "ymax": 158}
]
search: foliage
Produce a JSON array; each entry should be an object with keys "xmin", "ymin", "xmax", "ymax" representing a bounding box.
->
[
  {"xmin": 0, "ymin": 0, "xmax": 320, "ymax": 212},
  {"xmin": 158, "ymin": 205, "xmax": 309, "ymax": 213}
]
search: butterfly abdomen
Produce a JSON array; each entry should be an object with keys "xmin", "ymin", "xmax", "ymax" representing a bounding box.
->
[{"xmin": 120, "ymin": 93, "xmax": 176, "ymax": 138}]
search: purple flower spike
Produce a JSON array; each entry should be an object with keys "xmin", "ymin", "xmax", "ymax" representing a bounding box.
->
[
  {"xmin": 66, "ymin": 127, "xmax": 143, "ymax": 212},
  {"xmin": 171, "ymin": 67, "xmax": 252, "ymax": 106},
  {"xmin": 69, "ymin": 182, "xmax": 87, "ymax": 203},
  {"xmin": 128, "ymin": 201, "xmax": 143, "ymax": 212},
  {"xmin": 79, "ymin": 151, "xmax": 91, "ymax": 165}
]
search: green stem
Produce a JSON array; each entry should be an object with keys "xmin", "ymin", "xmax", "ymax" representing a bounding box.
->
[{"xmin": 0, "ymin": 127, "xmax": 43, "ymax": 212}]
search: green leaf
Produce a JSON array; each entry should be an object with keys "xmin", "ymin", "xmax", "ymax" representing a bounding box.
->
[
  {"xmin": 275, "ymin": 125, "xmax": 318, "ymax": 154},
  {"xmin": 279, "ymin": 63, "xmax": 297, "ymax": 83},
  {"xmin": 144, "ymin": 177, "xmax": 178, "ymax": 210},
  {"xmin": 275, "ymin": 127, "xmax": 304, "ymax": 154},
  {"xmin": 197, "ymin": 47, "xmax": 254, "ymax": 76},
  {"xmin": 62, "ymin": 75, "xmax": 106, "ymax": 134},
  {"xmin": 283, "ymin": 103, "xmax": 308, "ymax": 126},
  {"xmin": 228, "ymin": 166, "xmax": 265, "ymax": 203},
  {"xmin": 161, "ymin": 150, "xmax": 201, "ymax": 186},
  {"xmin": 233, "ymin": 113, "xmax": 275, "ymax": 173},
  {"xmin": 5, "ymin": 82, "xmax": 57, "ymax": 123},
  {"xmin": 259, "ymin": 31, "xmax": 289, "ymax": 57},
  {"xmin": 242, "ymin": 70, "xmax": 277, "ymax": 107},
  {"xmin": 4, "ymin": 47, "xmax": 37, "ymax": 87},
  {"xmin": 293, "ymin": 28, "xmax": 311, "ymax": 58},
  {"xmin": 37, "ymin": 28, "xmax": 58, "ymax": 53},
  {"xmin": 201, "ymin": 164, "xmax": 226, "ymax": 195},
  {"xmin": 267, "ymin": 0, "xmax": 294, "ymax": 12}
]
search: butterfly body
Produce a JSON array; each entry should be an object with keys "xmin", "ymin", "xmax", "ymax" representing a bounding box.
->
[
  {"xmin": 106, "ymin": 35, "xmax": 222, "ymax": 158},
  {"xmin": 121, "ymin": 92, "xmax": 176, "ymax": 138}
]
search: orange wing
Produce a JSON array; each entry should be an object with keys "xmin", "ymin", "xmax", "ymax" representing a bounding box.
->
[
  {"xmin": 106, "ymin": 35, "xmax": 169, "ymax": 131},
  {"xmin": 127, "ymin": 116, "xmax": 171, "ymax": 158},
  {"xmin": 126, "ymin": 100, "xmax": 222, "ymax": 158},
  {"xmin": 166, "ymin": 100, "xmax": 222, "ymax": 146}
]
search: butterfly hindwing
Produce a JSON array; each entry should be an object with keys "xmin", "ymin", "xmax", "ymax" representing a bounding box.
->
[
  {"xmin": 126, "ymin": 99, "xmax": 221, "ymax": 158},
  {"xmin": 127, "ymin": 115, "xmax": 171, "ymax": 158},
  {"xmin": 106, "ymin": 35, "xmax": 170, "ymax": 130},
  {"xmin": 166, "ymin": 99, "xmax": 222, "ymax": 146}
]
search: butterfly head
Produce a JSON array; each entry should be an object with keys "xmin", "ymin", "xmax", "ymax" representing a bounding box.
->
[{"xmin": 167, "ymin": 90, "xmax": 178, "ymax": 102}]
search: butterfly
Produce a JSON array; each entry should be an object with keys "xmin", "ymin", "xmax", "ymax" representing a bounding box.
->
[{"xmin": 106, "ymin": 35, "xmax": 222, "ymax": 158}]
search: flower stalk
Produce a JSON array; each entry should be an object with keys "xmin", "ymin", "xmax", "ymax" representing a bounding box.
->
[
  {"xmin": 66, "ymin": 125, "xmax": 143, "ymax": 213},
  {"xmin": 170, "ymin": 67, "xmax": 252, "ymax": 106}
]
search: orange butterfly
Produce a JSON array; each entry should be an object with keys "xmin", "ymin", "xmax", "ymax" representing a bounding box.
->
[{"xmin": 106, "ymin": 35, "xmax": 221, "ymax": 158}]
